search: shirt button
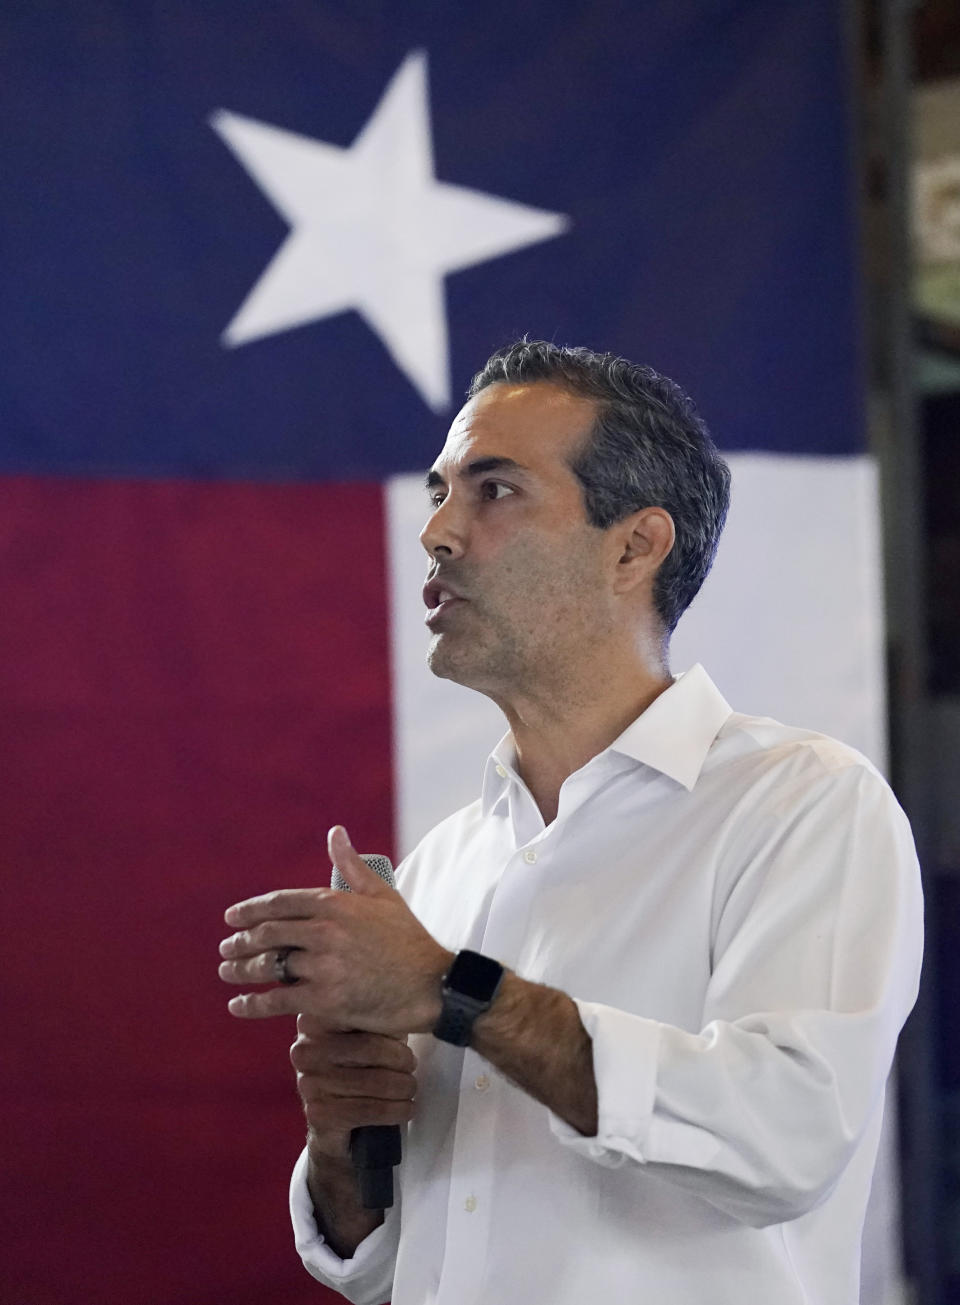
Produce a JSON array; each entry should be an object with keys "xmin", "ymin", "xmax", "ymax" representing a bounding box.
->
[
  {"xmin": 523, "ymin": 849, "xmax": 537, "ymax": 864},
  {"xmin": 465, "ymin": 1195, "xmax": 477, "ymax": 1213},
  {"xmin": 474, "ymin": 1073, "xmax": 490, "ymax": 1092},
  {"xmin": 495, "ymin": 764, "xmax": 507, "ymax": 778}
]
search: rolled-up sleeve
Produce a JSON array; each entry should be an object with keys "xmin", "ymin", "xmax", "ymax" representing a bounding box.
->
[
  {"xmin": 548, "ymin": 760, "xmax": 923, "ymax": 1227},
  {"xmin": 289, "ymin": 1147, "xmax": 400, "ymax": 1305}
]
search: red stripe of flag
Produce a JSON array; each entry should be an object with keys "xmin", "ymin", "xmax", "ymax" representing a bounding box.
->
[{"xmin": 0, "ymin": 474, "xmax": 392, "ymax": 1303}]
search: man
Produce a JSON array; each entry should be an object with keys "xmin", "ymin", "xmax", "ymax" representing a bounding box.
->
[{"xmin": 218, "ymin": 341, "xmax": 923, "ymax": 1305}]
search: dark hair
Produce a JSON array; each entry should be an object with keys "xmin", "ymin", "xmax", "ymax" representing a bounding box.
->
[{"xmin": 468, "ymin": 339, "xmax": 731, "ymax": 635}]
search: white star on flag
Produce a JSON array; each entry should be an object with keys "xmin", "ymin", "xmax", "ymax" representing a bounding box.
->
[{"xmin": 211, "ymin": 50, "xmax": 570, "ymax": 411}]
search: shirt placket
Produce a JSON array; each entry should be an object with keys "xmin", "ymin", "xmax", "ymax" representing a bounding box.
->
[
  {"xmin": 435, "ymin": 794, "xmax": 547, "ymax": 1305},
  {"xmin": 433, "ymin": 1045, "xmax": 501, "ymax": 1305}
]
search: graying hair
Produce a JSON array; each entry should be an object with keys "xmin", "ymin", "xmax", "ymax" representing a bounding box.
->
[{"xmin": 468, "ymin": 339, "xmax": 731, "ymax": 635}]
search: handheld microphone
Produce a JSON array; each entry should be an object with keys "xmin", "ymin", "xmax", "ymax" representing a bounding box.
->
[{"xmin": 331, "ymin": 852, "xmax": 402, "ymax": 1210}]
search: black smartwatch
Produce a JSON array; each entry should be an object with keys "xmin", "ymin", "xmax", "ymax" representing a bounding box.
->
[{"xmin": 433, "ymin": 949, "xmax": 505, "ymax": 1046}]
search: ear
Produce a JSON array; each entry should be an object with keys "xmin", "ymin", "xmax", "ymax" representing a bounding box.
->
[{"xmin": 611, "ymin": 507, "xmax": 675, "ymax": 595}]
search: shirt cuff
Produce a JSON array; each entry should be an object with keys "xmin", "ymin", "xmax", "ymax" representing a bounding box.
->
[
  {"xmin": 546, "ymin": 999, "xmax": 661, "ymax": 1166},
  {"xmin": 289, "ymin": 1146, "xmax": 400, "ymax": 1296}
]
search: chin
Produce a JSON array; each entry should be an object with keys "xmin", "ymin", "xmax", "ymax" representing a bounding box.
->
[
  {"xmin": 426, "ymin": 635, "xmax": 464, "ymax": 683},
  {"xmin": 426, "ymin": 634, "xmax": 485, "ymax": 688},
  {"xmin": 427, "ymin": 636, "xmax": 525, "ymax": 704}
]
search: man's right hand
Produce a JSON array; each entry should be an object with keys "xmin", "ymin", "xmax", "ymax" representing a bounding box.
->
[{"xmin": 290, "ymin": 1013, "xmax": 418, "ymax": 1161}]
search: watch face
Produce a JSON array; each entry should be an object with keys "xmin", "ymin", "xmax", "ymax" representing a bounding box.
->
[{"xmin": 447, "ymin": 950, "xmax": 503, "ymax": 1001}]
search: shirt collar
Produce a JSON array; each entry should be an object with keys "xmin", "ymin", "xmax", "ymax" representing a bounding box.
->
[
  {"xmin": 480, "ymin": 664, "xmax": 731, "ymax": 813},
  {"xmin": 607, "ymin": 663, "xmax": 732, "ymax": 791}
]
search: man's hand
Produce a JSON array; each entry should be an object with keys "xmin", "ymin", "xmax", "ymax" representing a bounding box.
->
[
  {"xmin": 291, "ymin": 1014, "xmax": 418, "ymax": 1162},
  {"xmin": 218, "ymin": 825, "xmax": 453, "ymax": 1035}
]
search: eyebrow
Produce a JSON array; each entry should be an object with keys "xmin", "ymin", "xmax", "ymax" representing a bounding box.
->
[{"xmin": 424, "ymin": 456, "xmax": 530, "ymax": 490}]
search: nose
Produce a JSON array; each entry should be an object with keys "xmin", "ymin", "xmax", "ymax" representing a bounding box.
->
[{"xmin": 419, "ymin": 494, "xmax": 467, "ymax": 560}]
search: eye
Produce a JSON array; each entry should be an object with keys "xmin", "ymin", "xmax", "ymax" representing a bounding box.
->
[
  {"xmin": 428, "ymin": 490, "xmax": 446, "ymax": 508},
  {"xmin": 480, "ymin": 482, "xmax": 515, "ymax": 501}
]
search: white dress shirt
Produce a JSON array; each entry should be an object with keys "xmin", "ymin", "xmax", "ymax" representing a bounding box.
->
[{"xmin": 290, "ymin": 665, "xmax": 923, "ymax": 1305}]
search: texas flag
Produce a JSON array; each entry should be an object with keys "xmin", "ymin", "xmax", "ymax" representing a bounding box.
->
[{"xmin": 1, "ymin": 4, "xmax": 895, "ymax": 1304}]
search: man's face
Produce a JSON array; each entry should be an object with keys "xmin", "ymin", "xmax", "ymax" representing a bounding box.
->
[{"xmin": 420, "ymin": 381, "xmax": 614, "ymax": 697}]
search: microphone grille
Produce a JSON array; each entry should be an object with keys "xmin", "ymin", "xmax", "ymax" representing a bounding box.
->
[{"xmin": 332, "ymin": 852, "xmax": 395, "ymax": 892}]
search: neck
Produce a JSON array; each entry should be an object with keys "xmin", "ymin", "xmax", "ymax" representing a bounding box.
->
[{"xmin": 497, "ymin": 653, "xmax": 673, "ymax": 824}]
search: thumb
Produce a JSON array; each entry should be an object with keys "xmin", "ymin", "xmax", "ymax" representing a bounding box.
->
[{"xmin": 327, "ymin": 824, "xmax": 388, "ymax": 896}]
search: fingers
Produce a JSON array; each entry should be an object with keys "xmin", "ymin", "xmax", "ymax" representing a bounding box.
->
[
  {"xmin": 332, "ymin": 1035, "xmax": 417, "ymax": 1072},
  {"xmin": 291, "ymin": 1027, "xmax": 417, "ymax": 1073},
  {"xmin": 219, "ymin": 916, "xmax": 337, "ymax": 960},
  {"xmin": 218, "ymin": 910, "xmax": 336, "ymax": 991},
  {"xmin": 224, "ymin": 887, "xmax": 334, "ymax": 928},
  {"xmin": 222, "ymin": 823, "xmax": 389, "ymax": 928},
  {"xmin": 297, "ymin": 1061, "xmax": 416, "ymax": 1103},
  {"xmin": 327, "ymin": 825, "xmax": 391, "ymax": 897},
  {"xmin": 219, "ymin": 950, "xmax": 299, "ymax": 987},
  {"xmin": 297, "ymin": 1012, "xmax": 332, "ymax": 1038},
  {"xmin": 304, "ymin": 1093, "xmax": 416, "ymax": 1133},
  {"xmin": 297, "ymin": 1067, "xmax": 417, "ymax": 1131},
  {"xmin": 290, "ymin": 1025, "xmax": 419, "ymax": 1135},
  {"xmin": 219, "ymin": 839, "xmax": 433, "ymax": 1030},
  {"xmin": 227, "ymin": 987, "xmax": 301, "ymax": 1019}
]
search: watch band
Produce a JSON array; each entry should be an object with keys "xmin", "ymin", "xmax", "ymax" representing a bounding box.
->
[{"xmin": 433, "ymin": 950, "xmax": 505, "ymax": 1046}]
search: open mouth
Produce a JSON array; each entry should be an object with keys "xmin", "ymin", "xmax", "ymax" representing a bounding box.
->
[
  {"xmin": 423, "ymin": 574, "xmax": 467, "ymax": 618},
  {"xmin": 425, "ymin": 594, "xmax": 465, "ymax": 626}
]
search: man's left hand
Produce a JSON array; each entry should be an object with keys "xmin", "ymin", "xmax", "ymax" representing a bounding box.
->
[{"xmin": 218, "ymin": 825, "xmax": 453, "ymax": 1035}]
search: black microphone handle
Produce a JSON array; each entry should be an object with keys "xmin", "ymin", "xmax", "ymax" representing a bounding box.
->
[
  {"xmin": 333, "ymin": 853, "xmax": 402, "ymax": 1210},
  {"xmin": 350, "ymin": 1124, "xmax": 404, "ymax": 1209}
]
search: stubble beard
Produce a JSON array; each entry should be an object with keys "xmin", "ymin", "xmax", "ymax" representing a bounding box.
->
[
  {"xmin": 425, "ymin": 528, "xmax": 611, "ymax": 700},
  {"xmin": 426, "ymin": 612, "xmax": 528, "ymax": 696},
  {"xmin": 426, "ymin": 583, "xmax": 607, "ymax": 706}
]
